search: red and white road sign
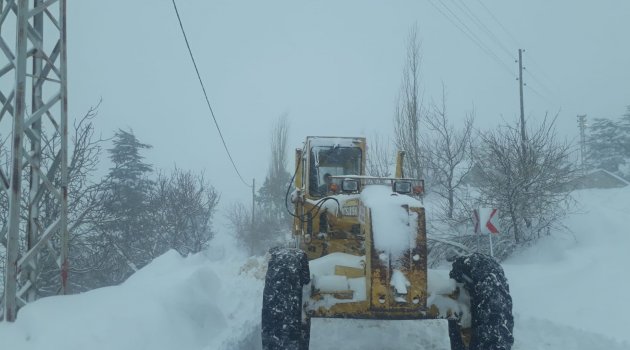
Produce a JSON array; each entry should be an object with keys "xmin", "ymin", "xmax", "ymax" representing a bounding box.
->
[{"xmin": 473, "ymin": 208, "xmax": 499, "ymax": 235}]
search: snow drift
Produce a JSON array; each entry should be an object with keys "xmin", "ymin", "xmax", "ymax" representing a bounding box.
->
[{"xmin": 1, "ymin": 187, "xmax": 630, "ymax": 349}]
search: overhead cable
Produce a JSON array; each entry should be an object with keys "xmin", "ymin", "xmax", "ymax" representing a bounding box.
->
[
  {"xmin": 525, "ymin": 85, "xmax": 554, "ymax": 105},
  {"xmin": 474, "ymin": 0, "xmax": 522, "ymax": 48},
  {"xmin": 427, "ymin": 0, "xmax": 516, "ymax": 78},
  {"xmin": 523, "ymin": 52, "xmax": 560, "ymax": 94},
  {"xmin": 170, "ymin": 0, "xmax": 251, "ymax": 188},
  {"xmin": 524, "ymin": 68, "xmax": 556, "ymax": 98},
  {"xmin": 473, "ymin": 1, "xmax": 559, "ymax": 99},
  {"xmin": 453, "ymin": 0, "xmax": 515, "ymax": 60}
]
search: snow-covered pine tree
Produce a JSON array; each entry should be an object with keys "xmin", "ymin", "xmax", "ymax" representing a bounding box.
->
[
  {"xmin": 619, "ymin": 107, "xmax": 630, "ymax": 179},
  {"xmin": 95, "ymin": 129, "xmax": 154, "ymax": 285},
  {"xmin": 586, "ymin": 117, "xmax": 626, "ymax": 177}
]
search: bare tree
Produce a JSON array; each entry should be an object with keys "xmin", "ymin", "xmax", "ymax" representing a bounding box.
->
[
  {"xmin": 258, "ymin": 113, "xmax": 291, "ymax": 221},
  {"xmin": 270, "ymin": 113, "xmax": 290, "ymax": 184},
  {"xmin": 0, "ymin": 103, "xmax": 109, "ymax": 295},
  {"xmin": 394, "ymin": 26, "xmax": 426, "ymax": 180},
  {"xmin": 225, "ymin": 202, "xmax": 256, "ymax": 255},
  {"xmin": 366, "ymin": 132, "xmax": 394, "ymax": 177},
  {"xmin": 230, "ymin": 114, "xmax": 292, "ymax": 256},
  {"xmin": 423, "ymin": 86, "xmax": 474, "ymax": 221},
  {"xmin": 150, "ymin": 168, "xmax": 219, "ymax": 256},
  {"xmin": 474, "ymin": 115, "xmax": 578, "ymax": 243}
]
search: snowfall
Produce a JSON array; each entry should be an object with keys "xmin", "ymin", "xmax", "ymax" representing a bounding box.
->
[{"xmin": 1, "ymin": 187, "xmax": 629, "ymax": 350}]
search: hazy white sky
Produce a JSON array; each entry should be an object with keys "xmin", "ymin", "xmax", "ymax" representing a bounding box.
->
[{"xmin": 65, "ymin": 1, "xmax": 630, "ymax": 205}]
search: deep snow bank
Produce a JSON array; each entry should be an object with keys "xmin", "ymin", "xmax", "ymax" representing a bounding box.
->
[
  {"xmin": 2, "ymin": 187, "xmax": 630, "ymax": 350},
  {"xmin": 0, "ymin": 233, "xmax": 266, "ymax": 350},
  {"xmin": 504, "ymin": 187, "xmax": 630, "ymax": 345},
  {"xmin": 513, "ymin": 315, "xmax": 629, "ymax": 350}
]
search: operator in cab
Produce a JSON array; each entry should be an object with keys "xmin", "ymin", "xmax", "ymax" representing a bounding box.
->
[{"xmin": 317, "ymin": 173, "xmax": 336, "ymax": 196}]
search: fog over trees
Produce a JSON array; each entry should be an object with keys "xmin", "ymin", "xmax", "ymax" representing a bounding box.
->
[
  {"xmin": 1, "ymin": 111, "xmax": 219, "ymax": 295},
  {"xmin": 2, "ymin": 27, "xmax": 628, "ymax": 300}
]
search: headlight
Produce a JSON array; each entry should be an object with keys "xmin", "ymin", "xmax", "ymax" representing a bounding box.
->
[
  {"xmin": 393, "ymin": 181, "xmax": 412, "ymax": 194},
  {"xmin": 341, "ymin": 179, "xmax": 359, "ymax": 192}
]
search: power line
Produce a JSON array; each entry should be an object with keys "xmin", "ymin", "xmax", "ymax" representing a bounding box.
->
[
  {"xmin": 170, "ymin": 0, "xmax": 251, "ymax": 188},
  {"xmin": 523, "ymin": 51, "xmax": 560, "ymax": 93},
  {"xmin": 525, "ymin": 84, "xmax": 554, "ymax": 105},
  {"xmin": 427, "ymin": 0, "xmax": 516, "ymax": 78},
  {"xmin": 472, "ymin": 2, "xmax": 560, "ymax": 101},
  {"xmin": 474, "ymin": 0, "xmax": 522, "ymax": 48},
  {"xmin": 434, "ymin": 0, "xmax": 510, "ymax": 71},
  {"xmin": 524, "ymin": 68, "xmax": 555, "ymax": 97},
  {"xmin": 453, "ymin": 0, "xmax": 515, "ymax": 60},
  {"xmin": 461, "ymin": 2, "xmax": 559, "ymax": 109}
]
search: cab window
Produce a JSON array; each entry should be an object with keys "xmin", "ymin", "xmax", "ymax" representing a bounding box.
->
[{"xmin": 309, "ymin": 146, "xmax": 362, "ymax": 196}]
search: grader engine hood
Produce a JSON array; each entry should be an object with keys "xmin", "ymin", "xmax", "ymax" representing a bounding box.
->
[
  {"xmin": 304, "ymin": 185, "xmax": 428, "ymax": 317},
  {"xmin": 358, "ymin": 185, "xmax": 428, "ymax": 312},
  {"xmin": 303, "ymin": 185, "xmax": 447, "ymax": 350}
]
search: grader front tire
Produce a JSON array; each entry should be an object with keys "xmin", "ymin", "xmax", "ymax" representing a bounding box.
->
[
  {"xmin": 450, "ymin": 253, "xmax": 514, "ymax": 350},
  {"xmin": 261, "ymin": 247, "xmax": 311, "ymax": 350}
]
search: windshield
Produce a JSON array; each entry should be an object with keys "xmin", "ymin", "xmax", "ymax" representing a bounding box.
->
[{"xmin": 309, "ymin": 146, "xmax": 362, "ymax": 196}]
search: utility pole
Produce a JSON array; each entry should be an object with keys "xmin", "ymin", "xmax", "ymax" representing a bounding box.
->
[
  {"xmin": 252, "ymin": 178, "xmax": 256, "ymax": 227},
  {"xmin": 1, "ymin": 0, "xmax": 68, "ymax": 322},
  {"xmin": 577, "ymin": 115, "xmax": 588, "ymax": 172},
  {"xmin": 518, "ymin": 49, "xmax": 527, "ymax": 149}
]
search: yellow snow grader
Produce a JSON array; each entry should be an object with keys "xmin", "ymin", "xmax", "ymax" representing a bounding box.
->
[{"xmin": 262, "ymin": 136, "xmax": 513, "ymax": 350}]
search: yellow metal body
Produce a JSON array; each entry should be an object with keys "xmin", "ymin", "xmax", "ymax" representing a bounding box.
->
[{"xmin": 292, "ymin": 137, "xmax": 432, "ymax": 320}]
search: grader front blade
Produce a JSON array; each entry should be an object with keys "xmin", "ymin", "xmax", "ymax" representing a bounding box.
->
[{"xmin": 309, "ymin": 318, "xmax": 452, "ymax": 350}]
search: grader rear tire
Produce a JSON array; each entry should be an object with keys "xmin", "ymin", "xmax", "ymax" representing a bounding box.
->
[
  {"xmin": 261, "ymin": 247, "xmax": 311, "ymax": 350},
  {"xmin": 450, "ymin": 253, "xmax": 514, "ymax": 350}
]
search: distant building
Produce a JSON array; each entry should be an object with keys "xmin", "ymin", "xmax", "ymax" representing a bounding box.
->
[
  {"xmin": 461, "ymin": 165, "xmax": 628, "ymax": 191},
  {"xmin": 461, "ymin": 163, "xmax": 487, "ymax": 188},
  {"xmin": 566, "ymin": 169, "xmax": 629, "ymax": 190}
]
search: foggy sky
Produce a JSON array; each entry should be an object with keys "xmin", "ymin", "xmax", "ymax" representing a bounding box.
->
[{"xmin": 65, "ymin": 1, "xmax": 630, "ymax": 206}]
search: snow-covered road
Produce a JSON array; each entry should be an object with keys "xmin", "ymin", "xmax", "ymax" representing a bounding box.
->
[{"xmin": 1, "ymin": 187, "xmax": 629, "ymax": 349}]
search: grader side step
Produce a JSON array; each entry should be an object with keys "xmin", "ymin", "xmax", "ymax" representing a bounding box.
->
[{"xmin": 309, "ymin": 318, "xmax": 452, "ymax": 350}]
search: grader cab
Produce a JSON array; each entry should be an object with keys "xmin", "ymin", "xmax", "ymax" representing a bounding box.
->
[{"xmin": 262, "ymin": 136, "xmax": 513, "ymax": 350}]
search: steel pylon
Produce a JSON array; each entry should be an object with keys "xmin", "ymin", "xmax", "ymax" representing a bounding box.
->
[{"xmin": 0, "ymin": 0, "xmax": 68, "ymax": 322}]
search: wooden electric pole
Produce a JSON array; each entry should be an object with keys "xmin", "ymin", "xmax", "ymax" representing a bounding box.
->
[
  {"xmin": 252, "ymin": 178, "xmax": 256, "ymax": 227},
  {"xmin": 577, "ymin": 115, "xmax": 588, "ymax": 172},
  {"xmin": 518, "ymin": 49, "xmax": 527, "ymax": 148}
]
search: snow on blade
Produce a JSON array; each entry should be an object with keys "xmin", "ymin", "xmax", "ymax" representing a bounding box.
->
[
  {"xmin": 390, "ymin": 269, "xmax": 410, "ymax": 295},
  {"xmin": 360, "ymin": 185, "xmax": 422, "ymax": 258},
  {"xmin": 307, "ymin": 253, "xmax": 367, "ymax": 310},
  {"xmin": 309, "ymin": 252, "xmax": 365, "ymax": 276},
  {"xmin": 427, "ymin": 269, "xmax": 471, "ymax": 328},
  {"xmin": 309, "ymin": 318, "xmax": 451, "ymax": 350}
]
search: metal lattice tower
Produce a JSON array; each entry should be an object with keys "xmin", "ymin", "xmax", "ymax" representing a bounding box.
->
[{"xmin": 1, "ymin": 0, "xmax": 68, "ymax": 322}]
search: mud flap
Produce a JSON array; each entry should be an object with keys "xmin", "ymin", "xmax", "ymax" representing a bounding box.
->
[{"xmin": 309, "ymin": 318, "xmax": 452, "ymax": 350}]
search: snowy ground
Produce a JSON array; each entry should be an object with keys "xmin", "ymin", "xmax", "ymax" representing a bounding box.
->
[
  {"xmin": 1, "ymin": 187, "xmax": 629, "ymax": 349},
  {"xmin": 506, "ymin": 187, "xmax": 630, "ymax": 349}
]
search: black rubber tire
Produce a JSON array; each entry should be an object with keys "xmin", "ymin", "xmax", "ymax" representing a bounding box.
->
[
  {"xmin": 261, "ymin": 247, "xmax": 311, "ymax": 350},
  {"xmin": 448, "ymin": 319, "xmax": 466, "ymax": 350},
  {"xmin": 449, "ymin": 253, "xmax": 514, "ymax": 350}
]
